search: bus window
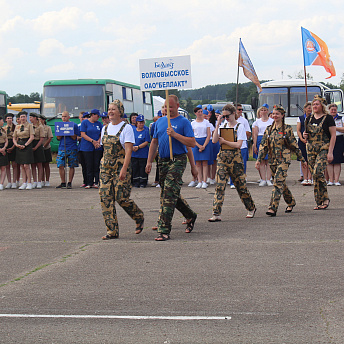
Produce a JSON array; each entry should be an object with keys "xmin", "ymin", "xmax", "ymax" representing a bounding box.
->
[{"xmin": 325, "ymin": 90, "xmax": 344, "ymax": 112}]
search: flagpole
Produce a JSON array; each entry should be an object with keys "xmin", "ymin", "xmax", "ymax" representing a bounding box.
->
[
  {"xmin": 236, "ymin": 39, "xmax": 241, "ymax": 107},
  {"xmin": 303, "ymin": 65, "xmax": 308, "ymax": 102}
]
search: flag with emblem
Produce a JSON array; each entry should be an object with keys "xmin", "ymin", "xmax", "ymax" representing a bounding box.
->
[{"xmin": 301, "ymin": 27, "xmax": 335, "ymax": 79}]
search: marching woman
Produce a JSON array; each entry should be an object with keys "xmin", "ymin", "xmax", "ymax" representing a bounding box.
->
[
  {"xmin": 29, "ymin": 113, "xmax": 45, "ymax": 188},
  {"xmin": 252, "ymin": 105, "xmax": 274, "ymax": 186},
  {"xmin": 99, "ymin": 100, "xmax": 144, "ymax": 240},
  {"xmin": 296, "ymin": 102, "xmax": 312, "ymax": 185},
  {"xmin": 4, "ymin": 113, "xmax": 18, "ymax": 188},
  {"xmin": 255, "ymin": 105, "xmax": 306, "ymax": 216},
  {"xmin": 39, "ymin": 114, "xmax": 53, "ymax": 186},
  {"xmin": 191, "ymin": 106, "xmax": 212, "ymax": 189},
  {"xmin": 0, "ymin": 116, "xmax": 9, "ymax": 190},
  {"xmin": 80, "ymin": 109, "xmax": 103, "ymax": 188},
  {"xmin": 326, "ymin": 103, "xmax": 344, "ymax": 186},
  {"xmin": 13, "ymin": 111, "xmax": 35, "ymax": 190},
  {"xmin": 209, "ymin": 104, "xmax": 256, "ymax": 222},
  {"xmin": 304, "ymin": 96, "xmax": 336, "ymax": 210}
]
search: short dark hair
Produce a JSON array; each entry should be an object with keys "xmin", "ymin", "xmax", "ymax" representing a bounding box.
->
[{"xmin": 222, "ymin": 104, "xmax": 236, "ymax": 114}]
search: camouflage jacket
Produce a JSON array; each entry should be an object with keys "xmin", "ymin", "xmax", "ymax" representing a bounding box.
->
[{"xmin": 258, "ymin": 123, "xmax": 305, "ymax": 165}]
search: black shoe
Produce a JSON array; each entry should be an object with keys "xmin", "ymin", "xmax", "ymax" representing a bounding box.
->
[
  {"xmin": 67, "ymin": 182, "xmax": 72, "ymax": 189},
  {"xmin": 56, "ymin": 183, "xmax": 66, "ymax": 189}
]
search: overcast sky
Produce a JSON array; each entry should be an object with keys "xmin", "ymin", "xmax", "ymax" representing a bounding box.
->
[{"xmin": 1, "ymin": 0, "xmax": 343, "ymax": 96}]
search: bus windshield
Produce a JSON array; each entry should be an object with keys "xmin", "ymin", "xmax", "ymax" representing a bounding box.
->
[
  {"xmin": 42, "ymin": 84, "xmax": 105, "ymax": 118},
  {"xmin": 259, "ymin": 86, "xmax": 322, "ymax": 117},
  {"xmin": 260, "ymin": 87, "xmax": 288, "ymax": 113},
  {"xmin": 290, "ymin": 86, "xmax": 321, "ymax": 116}
]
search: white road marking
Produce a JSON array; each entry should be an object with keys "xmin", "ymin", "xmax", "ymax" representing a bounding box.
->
[{"xmin": 0, "ymin": 314, "xmax": 231, "ymax": 320}]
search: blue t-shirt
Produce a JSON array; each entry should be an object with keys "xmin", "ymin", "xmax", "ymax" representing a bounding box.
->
[
  {"xmin": 58, "ymin": 122, "xmax": 79, "ymax": 151},
  {"xmin": 132, "ymin": 127, "xmax": 151, "ymax": 158},
  {"xmin": 153, "ymin": 115, "xmax": 194, "ymax": 158},
  {"xmin": 80, "ymin": 120, "xmax": 103, "ymax": 151}
]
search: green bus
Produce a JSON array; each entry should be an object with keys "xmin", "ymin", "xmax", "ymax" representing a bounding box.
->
[
  {"xmin": 41, "ymin": 79, "xmax": 154, "ymax": 151},
  {"xmin": 0, "ymin": 90, "xmax": 7, "ymax": 117}
]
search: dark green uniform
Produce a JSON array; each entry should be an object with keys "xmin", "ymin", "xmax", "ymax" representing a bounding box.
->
[
  {"xmin": 305, "ymin": 114, "xmax": 330, "ymax": 206},
  {"xmin": 158, "ymin": 154, "xmax": 197, "ymax": 235},
  {"xmin": 99, "ymin": 124, "xmax": 144, "ymax": 237},
  {"xmin": 258, "ymin": 123, "xmax": 305, "ymax": 212},
  {"xmin": 213, "ymin": 123, "xmax": 255, "ymax": 216}
]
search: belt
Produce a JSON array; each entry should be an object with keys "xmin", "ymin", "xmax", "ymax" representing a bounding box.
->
[{"xmin": 159, "ymin": 153, "xmax": 186, "ymax": 162}]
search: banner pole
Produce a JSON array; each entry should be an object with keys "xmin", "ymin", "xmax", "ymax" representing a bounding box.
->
[
  {"xmin": 236, "ymin": 39, "xmax": 241, "ymax": 108},
  {"xmin": 304, "ymin": 65, "xmax": 308, "ymax": 102},
  {"xmin": 165, "ymin": 90, "xmax": 173, "ymax": 160}
]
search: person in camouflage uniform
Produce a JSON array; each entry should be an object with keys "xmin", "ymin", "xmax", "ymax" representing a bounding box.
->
[
  {"xmin": 303, "ymin": 96, "xmax": 336, "ymax": 210},
  {"xmin": 256, "ymin": 105, "xmax": 307, "ymax": 216},
  {"xmin": 99, "ymin": 100, "xmax": 144, "ymax": 240},
  {"xmin": 146, "ymin": 95, "xmax": 197, "ymax": 241},
  {"xmin": 209, "ymin": 104, "xmax": 256, "ymax": 222}
]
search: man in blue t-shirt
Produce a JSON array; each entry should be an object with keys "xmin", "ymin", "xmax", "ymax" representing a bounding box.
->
[
  {"xmin": 56, "ymin": 111, "xmax": 80, "ymax": 189},
  {"xmin": 146, "ymin": 95, "xmax": 197, "ymax": 241}
]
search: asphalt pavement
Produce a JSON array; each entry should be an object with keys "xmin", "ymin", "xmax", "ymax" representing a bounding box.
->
[{"xmin": 0, "ymin": 161, "xmax": 344, "ymax": 343}]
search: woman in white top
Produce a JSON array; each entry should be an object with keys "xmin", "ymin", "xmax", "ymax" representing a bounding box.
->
[
  {"xmin": 190, "ymin": 107, "xmax": 212, "ymax": 189},
  {"xmin": 252, "ymin": 106, "xmax": 274, "ymax": 186},
  {"xmin": 209, "ymin": 104, "xmax": 256, "ymax": 222},
  {"xmin": 326, "ymin": 103, "xmax": 344, "ymax": 185},
  {"xmin": 99, "ymin": 100, "xmax": 144, "ymax": 240}
]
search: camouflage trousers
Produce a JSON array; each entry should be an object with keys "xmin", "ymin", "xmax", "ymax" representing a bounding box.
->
[
  {"xmin": 213, "ymin": 150, "xmax": 255, "ymax": 215},
  {"xmin": 99, "ymin": 165, "xmax": 144, "ymax": 237},
  {"xmin": 307, "ymin": 146, "xmax": 329, "ymax": 205},
  {"xmin": 158, "ymin": 154, "xmax": 196, "ymax": 234},
  {"xmin": 269, "ymin": 163, "xmax": 295, "ymax": 212}
]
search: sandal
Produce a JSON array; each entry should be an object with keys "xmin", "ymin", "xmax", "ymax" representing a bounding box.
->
[
  {"xmin": 266, "ymin": 210, "xmax": 276, "ymax": 217},
  {"xmin": 135, "ymin": 221, "xmax": 144, "ymax": 234},
  {"xmin": 155, "ymin": 233, "xmax": 170, "ymax": 241},
  {"xmin": 185, "ymin": 215, "xmax": 197, "ymax": 233},
  {"xmin": 152, "ymin": 225, "xmax": 158, "ymax": 230},
  {"xmin": 285, "ymin": 206, "xmax": 294, "ymax": 213},
  {"xmin": 102, "ymin": 234, "xmax": 118, "ymax": 240},
  {"xmin": 246, "ymin": 208, "xmax": 256, "ymax": 218},
  {"xmin": 319, "ymin": 200, "xmax": 330, "ymax": 210}
]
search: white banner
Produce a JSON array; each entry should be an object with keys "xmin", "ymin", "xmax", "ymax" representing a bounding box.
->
[{"xmin": 139, "ymin": 55, "xmax": 192, "ymax": 91}]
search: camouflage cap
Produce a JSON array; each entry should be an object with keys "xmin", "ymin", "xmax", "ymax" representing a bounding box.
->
[{"xmin": 112, "ymin": 99, "xmax": 124, "ymax": 115}]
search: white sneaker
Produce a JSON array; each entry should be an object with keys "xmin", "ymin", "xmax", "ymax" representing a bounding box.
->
[
  {"xmin": 32, "ymin": 182, "xmax": 37, "ymax": 189},
  {"xmin": 259, "ymin": 180, "xmax": 267, "ymax": 187},
  {"xmin": 19, "ymin": 183, "xmax": 27, "ymax": 190},
  {"xmin": 206, "ymin": 177, "xmax": 211, "ymax": 183},
  {"xmin": 334, "ymin": 182, "xmax": 341, "ymax": 186},
  {"xmin": 11, "ymin": 182, "xmax": 17, "ymax": 189},
  {"xmin": 155, "ymin": 184, "xmax": 160, "ymax": 188},
  {"xmin": 301, "ymin": 180, "xmax": 308, "ymax": 185},
  {"xmin": 26, "ymin": 183, "xmax": 33, "ymax": 190},
  {"xmin": 266, "ymin": 180, "xmax": 273, "ymax": 186},
  {"xmin": 45, "ymin": 181, "xmax": 50, "ymax": 187},
  {"xmin": 188, "ymin": 181, "xmax": 197, "ymax": 187},
  {"xmin": 0, "ymin": 184, "xmax": 3, "ymax": 190},
  {"xmin": 227, "ymin": 180, "xmax": 231, "ymax": 185},
  {"xmin": 230, "ymin": 184, "xmax": 235, "ymax": 189},
  {"xmin": 201, "ymin": 181, "xmax": 208, "ymax": 189},
  {"xmin": 5, "ymin": 183, "xmax": 12, "ymax": 189},
  {"xmin": 327, "ymin": 181, "xmax": 334, "ymax": 186},
  {"xmin": 209, "ymin": 179, "xmax": 216, "ymax": 185},
  {"xmin": 195, "ymin": 182, "xmax": 202, "ymax": 189},
  {"xmin": 36, "ymin": 182, "xmax": 42, "ymax": 189},
  {"xmin": 41, "ymin": 181, "xmax": 45, "ymax": 187}
]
